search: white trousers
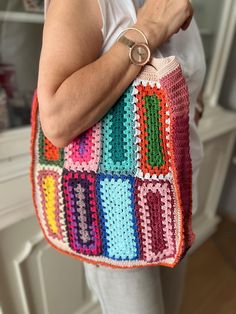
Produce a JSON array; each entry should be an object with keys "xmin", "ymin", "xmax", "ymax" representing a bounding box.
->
[{"xmin": 83, "ymin": 256, "xmax": 188, "ymax": 314}]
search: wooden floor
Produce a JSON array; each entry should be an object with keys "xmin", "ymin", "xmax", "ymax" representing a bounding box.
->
[{"xmin": 180, "ymin": 215, "xmax": 236, "ymax": 314}]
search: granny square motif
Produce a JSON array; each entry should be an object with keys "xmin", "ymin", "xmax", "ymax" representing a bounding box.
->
[{"xmin": 30, "ymin": 56, "xmax": 196, "ymax": 269}]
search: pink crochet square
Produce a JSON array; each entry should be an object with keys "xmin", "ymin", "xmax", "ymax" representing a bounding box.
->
[
  {"xmin": 134, "ymin": 178, "xmax": 177, "ymax": 262},
  {"xmin": 64, "ymin": 122, "xmax": 101, "ymax": 172}
]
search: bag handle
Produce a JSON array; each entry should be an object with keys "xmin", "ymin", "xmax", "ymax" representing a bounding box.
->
[{"xmin": 147, "ymin": 55, "xmax": 178, "ymax": 74}]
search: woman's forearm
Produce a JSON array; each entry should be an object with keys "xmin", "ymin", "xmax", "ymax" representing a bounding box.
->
[{"xmin": 39, "ymin": 27, "xmax": 159, "ymax": 148}]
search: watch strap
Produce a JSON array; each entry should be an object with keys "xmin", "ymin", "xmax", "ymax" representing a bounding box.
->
[{"xmin": 118, "ymin": 35, "xmax": 135, "ymax": 48}]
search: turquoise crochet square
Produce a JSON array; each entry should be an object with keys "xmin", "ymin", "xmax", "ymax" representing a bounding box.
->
[
  {"xmin": 96, "ymin": 173, "xmax": 139, "ymax": 260},
  {"xmin": 99, "ymin": 85, "xmax": 136, "ymax": 175}
]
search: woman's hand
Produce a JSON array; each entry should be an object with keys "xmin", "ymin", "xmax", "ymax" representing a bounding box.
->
[{"xmin": 135, "ymin": 0, "xmax": 194, "ymax": 52}]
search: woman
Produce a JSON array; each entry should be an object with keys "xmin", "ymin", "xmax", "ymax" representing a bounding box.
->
[{"xmin": 37, "ymin": 0, "xmax": 206, "ymax": 313}]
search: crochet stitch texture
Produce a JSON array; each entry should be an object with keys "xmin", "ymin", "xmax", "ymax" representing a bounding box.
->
[{"xmin": 30, "ymin": 56, "xmax": 195, "ymax": 269}]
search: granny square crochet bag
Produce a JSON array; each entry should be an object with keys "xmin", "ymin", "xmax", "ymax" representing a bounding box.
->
[{"xmin": 30, "ymin": 56, "xmax": 196, "ymax": 269}]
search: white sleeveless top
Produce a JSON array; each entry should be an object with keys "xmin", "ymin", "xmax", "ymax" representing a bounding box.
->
[{"xmin": 97, "ymin": 0, "xmax": 206, "ymax": 215}]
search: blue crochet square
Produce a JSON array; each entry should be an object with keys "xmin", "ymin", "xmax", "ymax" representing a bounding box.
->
[{"xmin": 96, "ymin": 173, "xmax": 140, "ymax": 260}]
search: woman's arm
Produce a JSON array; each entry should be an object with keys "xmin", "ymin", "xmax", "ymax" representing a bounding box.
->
[{"xmin": 38, "ymin": 0, "xmax": 193, "ymax": 148}]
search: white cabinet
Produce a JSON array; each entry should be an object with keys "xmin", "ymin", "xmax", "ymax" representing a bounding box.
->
[
  {"xmin": 191, "ymin": 106, "xmax": 236, "ymax": 252},
  {"xmin": 0, "ymin": 216, "xmax": 96, "ymax": 314}
]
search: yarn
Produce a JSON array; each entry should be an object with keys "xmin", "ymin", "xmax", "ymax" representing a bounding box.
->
[{"xmin": 30, "ymin": 57, "xmax": 195, "ymax": 269}]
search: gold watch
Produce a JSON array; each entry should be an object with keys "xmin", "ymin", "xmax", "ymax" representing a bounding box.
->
[{"xmin": 116, "ymin": 27, "xmax": 151, "ymax": 66}]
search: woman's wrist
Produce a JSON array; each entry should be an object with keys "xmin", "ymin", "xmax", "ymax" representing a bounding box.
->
[
  {"xmin": 133, "ymin": 20, "xmax": 166, "ymax": 54},
  {"xmin": 117, "ymin": 20, "xmax": 166, "ymax": 56}
]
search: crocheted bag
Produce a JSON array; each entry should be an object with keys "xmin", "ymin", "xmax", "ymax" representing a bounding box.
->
[{"xmin": 30, "ymin": 56, "xmax": 196, "ymax": 269}]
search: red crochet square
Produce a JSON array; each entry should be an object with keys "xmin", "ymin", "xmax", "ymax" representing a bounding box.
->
[{"xmin": 134, "ymin": 82, "xmax": 171, "ymax": 177}]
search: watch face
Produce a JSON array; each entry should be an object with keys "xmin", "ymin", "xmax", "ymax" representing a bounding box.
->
[{"xmin": 130, "ymin": 43, "xmax": 151, "ymax": 66}]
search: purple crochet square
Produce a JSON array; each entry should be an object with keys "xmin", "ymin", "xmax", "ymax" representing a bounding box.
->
[{"xmin": 62, "ymin": 169, "xmax": 102, "ymax": 255}]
